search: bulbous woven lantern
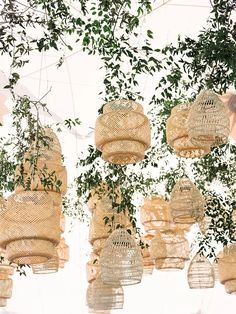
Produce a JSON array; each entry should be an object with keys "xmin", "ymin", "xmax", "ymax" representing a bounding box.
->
[
  {"xmin": 0, "ymin": 264, "xmax": 14, "ymax": 307},
  {"xmin": 170, "ymin": 177, "xmax": 205, "ymax": 224},
  {"xmin": 150, "ymin": 230, "xmax": 189, "ymax": 271},
  {"xmin": 95, "ymin": 99, "xmax": 151, "ymax": 165},
  {"xmin": 0, "ymin": 191, "xmax": 60, "ymax": 265},
  {"xmin": 140, "ymin": 196, "xmax": 171, "ymax": 234},
  {"xmin": 166, "ymin": 103, "xmax": 210, "ymax": 158},
  {"xmin": 187, "ymin": 90, "xmax": 230, "ymax": 147},
  {"xmin": 187, "ymin": 254, "xmax": 215, "ymax": 289},
  {"xmin": 86, "ymin": 276, "xmax": 124, "ymax": 311},
  {"xmin": 218, "ymin": 245, "xmax": 236, "ymax": 294},
  {"xmin": 100, "ymin": 229, "xmax": 143, "ymax": 286}
]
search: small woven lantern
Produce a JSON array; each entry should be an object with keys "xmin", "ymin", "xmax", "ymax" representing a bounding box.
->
[
  {"xmin": 100, "ymin": 229, "xmax": 143, "ymax": 286},
  {"xmin": 57, "ymin": 238, "xmax": 69, "ymax": 268},
  {"xmin": 95, "ymin": 99, "xmax": 151, "ymax": 165},
  {"xmin": 187, "ymin": 254, "xmax": 215, "ymax": 289},
  {"xmin": 140, "ymin": 196, "xmax": 171, "ymax": 234},
  {"xmin": 187, "ymin": 90, "xmax": 230, "ymax": 147},
  {"xmin": 170, "ymin": 177, "xmax": 205, "ymax": 224},
  {"xmin": 218, "ymin": 244, "xmax": 236, "ymax": 294},
  {"xmin": 86, "ymin": 276, "xmax": 124, "ymax": 311},
  {"xmin": 0, "ymin": 264, "xmax": 14, "ymax": 307},
  {"xmin": 0, "ymin": 191, "xmax": 60, "ymax": 265},
  {"xmin": 166, "ymin": 103, "xmax": 210, "ymax": 158}
]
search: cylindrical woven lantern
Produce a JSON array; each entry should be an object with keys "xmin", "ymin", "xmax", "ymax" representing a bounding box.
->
[
  {"xmin": 187, "ymin": 254, "xmax": 215, "ymax": 289},
  {"xmin": 166, "ymin": 103, "xmax": 210, "ymax": 158},
  {"xmin": 170, "ymin": 177, "xmax": 205, "ymax": 224},
  {"xmin": 100, "ymin": 229, "xmax": 143, "ymax": 286},
  {"xmin": 140, "ymin": 196, "xmax": 171, "ymax": 234},
  {"xmin": 57, "ymin": 238, "xmax": 69, "ymax": 268},
  {"xmin": 218, "ymin": 244, "xmax": 236, "ymax": 294},
  {"xmin": 187, "ymin": 90, "xmax": 230, "ymax": 147},
  {"xmin": 86, "ymin": 276, "xmax": 124, "ymax": 311},
  {"xmin": 95, "ymin": 99, "xmax": 151, "ymax": 165},
  {"xmin": 0, "ymin": 191, "xmax": 60, "ymax": 265}
]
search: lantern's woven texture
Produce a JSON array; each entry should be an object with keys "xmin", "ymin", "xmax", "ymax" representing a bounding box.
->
[
  {"xmin": 141, "ymin": 235, "xmax": 154, "ymax": 275},
  {"xmin": 32, "ymin": 256, "xmax": 59, "ymax": 274},
  {"xmin": 166, "ymin": 103, "xmax": 210, "ymax": 158},
  {"xmin": 87, "ymin": 257, "xmax": 100, "ymax": 283},
  {"xmin": 0, "ymin": 192, "xmax": 60, "ymax": 265},
  {"xmin": 0, "ymin": 298, "xmax": 7, "ymax": 307},
  {"xmin": 198, "ymin": 215, "xmax": 211, "ymax": 234},
  {"xmin": 60, "ymin": 213, "xmax": 66, "ymax": 233},
  {"xmin": 39, "ymin": 128, "xmax": 62, "ymax": 163},
  {"xmin": 100, "ymin": 229, "xmax": 143, "ymax": 286},
  {"xmin": 170, "ymin": 177, "xmax": 205, "ymax": 224},
  {"xmin": 218, "ymin": 245, "xmax": 236, "ymax": 294},
  {"xmin": 0, "ymin": 264, "xmax": 14, "ymax": 307},
  {"xmin": 95, "ymin": 99, "xmax": 151, "ymax": 165},
  {"xmin": 141, "ymin": 196, "xmax": 171, "ymax": 233},
  {"xmin": 187, "ymin": 255, "xmax": 215, "ymax": 289},
  {"xmin": 57, "ymin": 238, "xmax": 69, "ymax": 268},
  {"xmin": 87, "ymin": 183, "xmax": 114, "ymax": 212},
  {"xmin": 187, "ymin": 90, "xmax": 230, "ymax": 147}
]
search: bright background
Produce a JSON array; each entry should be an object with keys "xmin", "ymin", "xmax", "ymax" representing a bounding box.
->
[{"xmin": 1, "ymin": 1, "xmax": 236, "ymax": 313}]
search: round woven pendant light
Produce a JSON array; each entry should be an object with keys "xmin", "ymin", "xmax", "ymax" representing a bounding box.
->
[
  {"xmin": 187, "ymin": 254, "xmax": 215, "ymax": 289},
  {"xmin": 0, "ymin": 191, "xmax": 60, "ymax": 265},
  {"xmin": 170, "ymin": 177, "xmax": 205, "ymax": 224},
  {"xmin": 100, "ymin": 229, "xmax": 143, "ymax": 286},
  {"xmin": 218, "ymin": 244, "xmax": 236, "ymax": 294},
  {"xmin": 166, "ymin": 103, "xmax": 210, "ymax": 158},
  {"xmin": 86, "ymin": 276, "xmax": 124, "ymax": 311},
  {"xmin": 187, "ymin": 90, "xmax": 230, "ymax": 147},
  {"xmin": 95, "ymin": 99, "xmax": 151, "ymax": 165},
  {"xmin": 140, "ymin": 196, "xmax": 171, "ymax": 234}
]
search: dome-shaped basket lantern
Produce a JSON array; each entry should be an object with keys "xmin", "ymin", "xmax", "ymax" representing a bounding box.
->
[
  {"xmin": 166, "ymin": 103, "xmax": 210, "ymax": 158},
  {"xmin": 218, "ymin": 244, "xmax": 236, "ymax": 294},
  {"xmin": 0, "ymin": 191, "xmax": 61, "ymax": 265},
  {"xmin": 100, "ymin": 229, "xmax": 143, "ymax": 286},
  {"xmin": 187, "ymin": 254, "xmax": 215, "ymax": 289},
  {"xmin": 86, "ymin": 276, "xmax": 124, "ymax": 311},
  {"xmin": 95, "ymin": 99, "xmax": 151, "ymax": 165},
  {"xmin": 187, "ymin": 90, "xmax": 230, "ymax": 147},
  {"xmin": 170, "ymin": 177, "xmax": 205, "ymax": 225},
  {"xmin": 0, "ymin": 264, "xmax": 14, "ymax": 308},
  {"xmin": 140, "ymin": 196, "xmax": 171, "ymax": 234}
]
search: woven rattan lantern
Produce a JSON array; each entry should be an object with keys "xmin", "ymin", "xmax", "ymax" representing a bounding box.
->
[
  {"xmin": 187, "ymin": 90, "xmax": 230, "ymax": 147},
  {"xmin": 86, "ymin": 276, "xmax": 124, "ymax": 311},
  {"xmin": 140, "ymin": 196, "xmax": 171, "ymax": 234},
  {"xmin": 100, "ymin": 229, "xmax": 143, "ymax": 286},
  {"xmin": 95, "ymin": 99, "xmax": 151, "ymax": 165},
  {"xmin": 0, "ymin": 264, "xmax": 14, "ymax": 307},
  {"xmin": 0, "ymin": 191, "xmax": 60, "ymax": 265},
  {"xmin": 218, "ymin": 245, "xmax": 236, "ymax": 294},
  {"xmin": 170, "ymin": 177, "xmax": 205, "ymax": 224},
  {"xmin": 166, "ymin": 103, "xmax": 210, "ymax": 158},
  {"xmin": 187, "ymin": 254, "xmax": 215, "ymax": 289},
  {"xmin": 57, "ymin": 238, "xmax": 69, "ymax": 268}
]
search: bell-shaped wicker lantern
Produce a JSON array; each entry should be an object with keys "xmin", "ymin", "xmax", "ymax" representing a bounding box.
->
[
  {"xmin": 166, "ymin": 103, "xmax": 210, "ymax": 158},
  {"xmin": 218, "ymin": 244, "xmax": 236, "ymax": 294},
  {"xmin": 95, "ymin": 99, "xmax": 151, "ymax": 165},
  {"xmin": 100, "ymin": 229, "xmax": 143, "ymax": 286},
  {"xmin": 140, "ymin": 196, "xmax": 171, "ymax": 234},
  {"xmin": 86, "ymin": 276, "xmax": 124, "ymax": 311},
  {"xmin": 187, "ymin": 90, "xmax": 230, "ymax": 147},
  {"xmin": 0, "ymin": 191, "xmax": 60, "ymax": 265},
  {"xmin": 187, "ymin": 254, "xmax": 215, "ymax": 289},
  {"xmin": 170, "ymin": 177, "xmax": 205, "ymax": 224},
  {"xmin": 0, "ymin": 264, "xmax": 14, "ymax": 307}
]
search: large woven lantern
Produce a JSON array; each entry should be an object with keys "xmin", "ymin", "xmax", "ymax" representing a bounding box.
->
[
  {"xmin": 86, "ymin": 276, "xmax": 124, "ymax": 311},
  {"xmin": 140, "ymin": 196, "xmax": 171, "ymax": 234},
  {"xmin": 187, "ymin": 90, "xmax": 230, "ymax": 147},
  {"xmin": 0, "ymin": 264, "xmax": 14, "ymax": 307},
  {"xmin": 100, "ymin": 229, "xmax": 143, "ymax": 286},
  {"xmin": 95, "ymin": 99, "xmax": 151, "ymax": 165},
  {"xmin": 166, "ymin": 103, "xmax": 210, "ymax": 158},
  {"xmin": 0, "ymin": 191, "xmax": 60, "ymax": 265},
  {"xmin": 187, "ymin": 254, "xmax": 215, "ymax": 289},
  {"xmin": 170, "ymin": 177, "xmax": 205, "ymax": 224},
  {"xmin": 218, "ymin": 244, "xmax": 236, "ymax": 294}
]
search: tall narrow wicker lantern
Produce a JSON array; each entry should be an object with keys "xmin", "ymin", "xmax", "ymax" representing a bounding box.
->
[
  {"xmin": 95, "ymin": 99, "xmax": 151, "ymax": 165},
  {"xmin": 86, "ymin": 276, "xmax": 124, "ymax": 311},
  {"xmin": 218, "ymin": 245, "xmax": 236, "ymax": 294},
  {"xmin": 170, "ymin": 177, "xmax": 205, "ymax": 224},
  {"xmin": 100, "ymin": 229, "xmax": 143, "ymax": 286},
  {"xmin": 166, "ymin": 103, "xmax": 210, "ymax": 158},
  {"xmin": 187, "ymin": 90, "xmax": 230, "ymax": 147},
  {"xmin": 187, "ymin": 254, "xmax": 215, "ymax": 289},
  {"xmin": 0, "ymin": 264, "xmax": 14, "ymax": 307}
]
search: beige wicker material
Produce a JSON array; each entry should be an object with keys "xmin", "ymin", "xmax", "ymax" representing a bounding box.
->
[
  {"xmin": 187, "ymin": 90, "xmax": 230, "ymax": 147},
  {"xmin": 141, "ymin": 235, "xmax": 154, "ymax": 275},
  {"xmin": 166, "ymin": 103, "xmax": 210, "ymax": 158},
  {"xmin": 100, "ymin": 229, "xmax": 143, "ymax": 286},
  {"xmin": 187, "ymin": 255, "xmax": 215, "ymax": 289},
  {"xmin": 87, "ymin": 275, "xmax": 124, "ymax": 311},
  {"xmin": 170, "ymin": 177, "xmax": 205, "ymax": 224},
  {"xmin": 213, "ymin": 262, "xmax": 219, "ymax": 282},
  {"xmin": 95, "ymin": 99, "xmax": 151, "ymax": 165},
  {"xmin": 89, "ymin": 310, "xmax": 110, "ymax": 314},
  {"xmin": 0, "ymin": 192, "xmax": 60, "ymax": 265},
  {"xmin": 32, "ymin": 256, "xmax": 59, "ymax": 274},
  {"xmin": 198, "ymin": 215, "xmax": 211, "ymax": 234},
  {"xmin": 0, "ymin": 298, "xmax": 7, "ymax": 307},
  {"xmin": 60, "ymin": 213, "xmax": 66, "ymax": 233},
  {"xmin": 0, "ymin": 278, "xmax": 12, "ymax": 299},
  {"xmin": 140, "ymin": 196, "xmax": 171, "ymax": 233},
  {"xmin": 224, "ymin": 279, "xmax": 236, "ymax": 294},
  {"xmin": 86, "ymin": 257, "xmax": 100, "ymax": 283},
  {"xmin": 93, "ymin": 239, "xmax": 107, "ymax": 256},
  {"xmin": 0, "ymin": 265, "xmax": 14, "ymax": 279},
  {"xmin": 218, "ymin": 245, "xmax": 236, "ymax": 294},
  {"xmin": 57, "ymin": 238, "xmax": 69, "ymax": 268}
]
